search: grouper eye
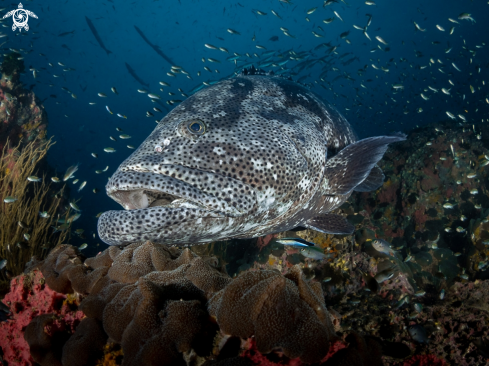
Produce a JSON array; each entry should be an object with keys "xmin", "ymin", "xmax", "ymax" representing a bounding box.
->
[{"xmin": 187, "ymin": 120, "xmax": 206, "ymax": 135}]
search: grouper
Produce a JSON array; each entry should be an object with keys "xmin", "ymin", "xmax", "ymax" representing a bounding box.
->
[{"xmin": 97, "ymin": 67, "xmax": 405, "ymax": 246}]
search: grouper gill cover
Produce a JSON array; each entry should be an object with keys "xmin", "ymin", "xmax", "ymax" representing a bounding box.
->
[{"xmin": 97, "ymin": 72, "xmax": 405, "ymax": 246}]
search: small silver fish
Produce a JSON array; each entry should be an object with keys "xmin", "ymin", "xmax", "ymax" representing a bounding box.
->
[
  {"xmin": 78, "ymin": 181, "xmax": 87, "ymax": 192},
  {"xmin": 39, "ymin": 211, "xmax": 50, "ymax": 218},
  {"xmin": 439, "ymin": 289, "xmax": 445, "ymax": 300},
  {"xmin": 374, "ymin": 269, "xmax": 394, "ymax": 283},
  {"xmin": 63, "ymin": 164, "xmax": 79, "ymax": 181},
  {"xmin": 70, "ymin": 202, "xmax": 81, "ymax": 212},
  {"xmin": 371, "ymin": 239, "xmax": 396, "ymax": 256},
  {"xmin": 414, "ymin": 303, "xmax": 423, "ymax": 313},
  {"xmin": 300, "ymin": 246, "xmax": 327, "ymax": 260},
  {"xmin": 27, "ymin": 175, "xmax": 41, "ymax": 182}
]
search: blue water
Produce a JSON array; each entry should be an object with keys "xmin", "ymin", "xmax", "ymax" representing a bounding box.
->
[{"xmin": 5, "ymin": 0, "xmax": 489, "ymax": 253}]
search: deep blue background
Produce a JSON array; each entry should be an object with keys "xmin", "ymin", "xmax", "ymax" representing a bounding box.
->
[{"xmin": 5, "ymin": 0, "xmax": 489, "ymax": 253}]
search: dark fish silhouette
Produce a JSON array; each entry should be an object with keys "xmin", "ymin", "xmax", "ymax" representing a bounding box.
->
[
  {"xmin": 58, "ymin": 30, "xmax": 75, "ymax": 37},
  {"xmin": 269, "ymin": 35, "xmax": 279, "ymax": 41},
  {"xmin": 124, "ymin": 62, "xmax": 149, "ymax": 87},
  {"xmin": 134, "ymin": 25, "xmax": 175, "ymax": 66},
  {"xmin": 85, "ymin": 16, "xmax": 112, "ymax": 55}
]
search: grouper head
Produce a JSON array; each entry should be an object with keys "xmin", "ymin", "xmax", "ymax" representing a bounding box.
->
[{"xmin": 98, "ymin": 72, "xmax": 405, "ymax": 246}]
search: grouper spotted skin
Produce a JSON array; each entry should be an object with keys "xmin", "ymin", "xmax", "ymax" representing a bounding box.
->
[{"xmin": 98, "ymin": 68, "xmax": 405, "ymax": 246}]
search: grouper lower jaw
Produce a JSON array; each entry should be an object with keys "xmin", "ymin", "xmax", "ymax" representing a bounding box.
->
[{"xmin": 97, "ymin": 206, "xmax": 232, "ymax": 246}]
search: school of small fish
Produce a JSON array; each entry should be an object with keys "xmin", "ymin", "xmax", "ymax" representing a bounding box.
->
[{"xmin": 0, "ymin": 0, "xmax": 486, "ymax": 257}]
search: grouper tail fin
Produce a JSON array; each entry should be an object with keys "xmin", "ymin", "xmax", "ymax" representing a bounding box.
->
[{"xmin": 322, "ymin": 133, "xmax": 406, "ymax": 196}]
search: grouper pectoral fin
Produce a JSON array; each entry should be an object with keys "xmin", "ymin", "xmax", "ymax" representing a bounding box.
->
[
  {"xmin": 303, "ymin": 213, "xmax": 355, "ymax": 234},
  {"xmin": 354, "ymin": 164, "xmax": 385, "ymax": 192},
  {"xmin": 322, "ymin": 133, "xmax": 406, "ymax": 196}
]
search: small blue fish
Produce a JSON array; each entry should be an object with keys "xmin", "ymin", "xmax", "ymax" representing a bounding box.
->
[
  {"xmin": 275, "ymin": 237, "xmax": 316, "ymax": 247},
  {"xmin": 408, "ymin": 324, "xmax": 429, "ymax": 344},
  {"xmin": 395, "ymin": 295, "xmax": 410, "ymax": 309}
]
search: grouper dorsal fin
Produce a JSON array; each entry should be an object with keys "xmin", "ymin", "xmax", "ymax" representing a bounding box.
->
[
  {"xmin": 354, "ymin": 164, "xmax": 385, "ymax": 192},
  {"xmin": 321, "ymin": 134, "xmax": 405, "ymax": 196},
  {"xmin": 303, "ymin": 213, "xmax": 355, "ymax": 234}
]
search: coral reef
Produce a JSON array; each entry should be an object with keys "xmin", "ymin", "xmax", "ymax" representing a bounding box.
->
[
  {"xmin": 0, "ymin": 52, "xmax": 70, "ymax": 292},
  {"xmin": 348, "ymin": 122, "xmax": 489, "ymax": 284},
  {"xmin": 0, "ymin": 139, "xmax": 71, "ymax": 285},
  {"xmin": 3, "ymin": 238, "xmax": 472, "ymax": 365},
  {"xmin": 209, "ymin": 265, "xmax": 336, "ymax": 363},
  {"xmin": 14, "ymin": 243, "xmax": 231, "ymax": 365},
  {"xmin": 0, "ymin": 242, "xmax": 361, "ymax": 366},
  {"xmin": 0, "ymin": 270, "xmax": 83, "ymax": 365},
  {"xmin": 0, "ymin": 52, "xmax": 47, "ymax": 152},
  {"xmin": 401, "ymin": 354, "xmax": 447, "ymax": 366}
]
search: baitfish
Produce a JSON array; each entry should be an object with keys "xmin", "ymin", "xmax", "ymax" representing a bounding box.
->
[{"xmin": 98, "ymin": 66, "xmax": 405, "ymax": 246}]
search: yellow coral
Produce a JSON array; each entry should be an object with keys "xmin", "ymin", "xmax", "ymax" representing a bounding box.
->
[
  {"xmin": 62, "ymin": 293, "xmax": 79, "ymax": 307},
  {"xmin": 96, "ymin": 343, "xmax": 124, "ymax": 366},
  {"xmin": 37, "ymin": 129, "xmax": 47, "ymax": 140},
  {"xmin": 268, "ymin": 255, "xmax": 276, "ymax": 266},
  {"xmin": 22, "ymin": 121, "xmax": 41, "ymax": 131}
]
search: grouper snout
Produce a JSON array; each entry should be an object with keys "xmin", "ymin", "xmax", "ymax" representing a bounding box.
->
[{"xmin": 98, "ymin": 165, "xmax": 258, "ymax": 246}]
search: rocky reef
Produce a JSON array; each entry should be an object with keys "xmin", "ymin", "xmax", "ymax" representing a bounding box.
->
[{"xmin": 0, "ymin": 52, "xmax": 48, "ymax": 152}]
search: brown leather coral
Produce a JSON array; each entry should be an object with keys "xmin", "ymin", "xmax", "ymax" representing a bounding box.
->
[
  {"xmin": 61, "ymin": 318, "xmax": 107, "ymax": 366},
  {"xmin": 39, "ymin": 245, "xmax": 84, "ymax": 293},
  {"xmin": 35, "ymin": 242, "xmax": 228, "ymax": 366},
  {"xmin": 208, "ymin": 265, "xmax": 336, "ymax": 364},
  {"xmin": 33, "ymin": 243, "xmax": 337, "ymax": 365}
]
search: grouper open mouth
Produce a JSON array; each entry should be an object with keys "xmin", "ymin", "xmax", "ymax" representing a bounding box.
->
[
  {"xmin": 105, "ymin": 166, "xmax": 257, "ymax": 217},
  {"xmin": 97, "ymin": 166, "xmax": 258, "ymax": 246}
]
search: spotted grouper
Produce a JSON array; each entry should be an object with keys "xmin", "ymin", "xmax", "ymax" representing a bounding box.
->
[{"xmin": 97, "ymin": 68, "xmax": 405, "ymax": 246}]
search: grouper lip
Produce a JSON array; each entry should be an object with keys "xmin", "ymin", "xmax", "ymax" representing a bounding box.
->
[{"xmin": 106, "ymin": 168, "xmax": 248, "ymax": 217}]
